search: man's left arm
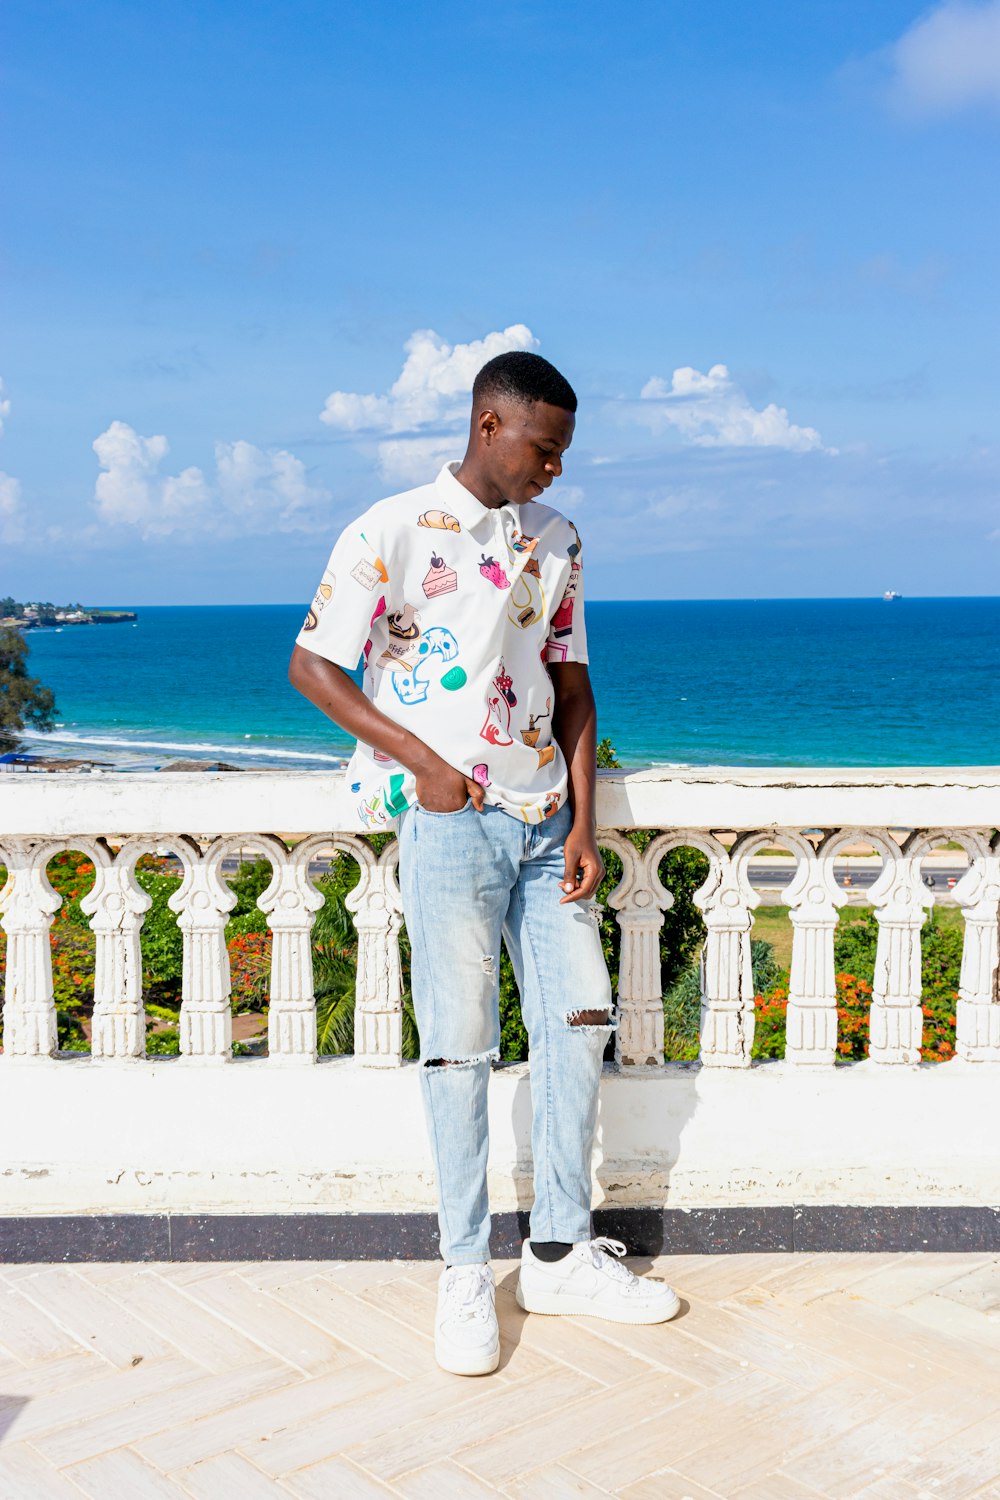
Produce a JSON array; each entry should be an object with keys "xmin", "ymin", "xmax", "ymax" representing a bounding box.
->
[{"xmin": 550, "ymin": 661, "xmax": 605, "ymax": 904}]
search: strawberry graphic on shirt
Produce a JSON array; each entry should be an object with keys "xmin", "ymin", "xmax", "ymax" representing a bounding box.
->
[{"xmin": 479, "ymin": 554, "xmax": 510, "ymax": 589}]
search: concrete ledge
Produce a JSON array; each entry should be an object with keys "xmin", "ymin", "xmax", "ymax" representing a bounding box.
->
[
  {"xmin": 1, "ymin": 1206, "xmax": 998, "ymax": 1262},
  {"xmin": 4, "ymin": 765, "xmax": 1000, "ymax": 836}
]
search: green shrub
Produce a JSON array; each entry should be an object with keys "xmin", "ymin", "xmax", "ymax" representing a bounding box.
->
[
  {"xmin": 225, "ymin": 856, "xmax": 273, "ymax": 937},
  {"xmin": 136, "ymin": 861, "xmax": 184, "ymax": 1009}
]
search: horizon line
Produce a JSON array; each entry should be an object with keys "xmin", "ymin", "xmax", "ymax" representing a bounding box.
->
[{"xmin": 39, "ymin": 593, "xmax": 1000, "ymax": 609}]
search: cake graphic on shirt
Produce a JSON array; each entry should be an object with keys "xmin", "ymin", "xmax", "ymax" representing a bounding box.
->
[{"xmin": 422, "ymin": 552, "xmax": 457, "ymax": 598}]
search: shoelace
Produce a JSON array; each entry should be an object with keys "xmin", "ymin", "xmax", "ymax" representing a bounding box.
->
[
  {"xmin": 442, "ymin": 1265, "xmax": 494, "ymax": 1323},
  {"xmin": 587, "ymin": 1236, "xmax": 645, "ymax": 1293}
]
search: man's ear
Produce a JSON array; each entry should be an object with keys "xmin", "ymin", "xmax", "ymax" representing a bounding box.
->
[{"xmin": 477, "ymin": 407, "xmax": 501, "ymax": 445}]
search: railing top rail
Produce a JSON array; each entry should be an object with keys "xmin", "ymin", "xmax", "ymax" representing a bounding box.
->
[{"xmin": 1, "ymin": 766, "xmax": 1000, "ymax": 837}]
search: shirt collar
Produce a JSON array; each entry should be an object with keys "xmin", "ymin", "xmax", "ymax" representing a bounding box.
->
[{"xmin": 435, "ymin": 461, "xmax": 513, "ymax": 532}]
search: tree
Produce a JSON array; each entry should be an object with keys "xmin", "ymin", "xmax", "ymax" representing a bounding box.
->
[{"xmin": 0, "ymin": 628, "xmax": 57, "ymax": 752}]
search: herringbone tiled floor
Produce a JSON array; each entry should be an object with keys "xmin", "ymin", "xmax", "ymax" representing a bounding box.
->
[{"xmin": 0, "ymin": 1252, "xmax": 998, "ymax": 1497}]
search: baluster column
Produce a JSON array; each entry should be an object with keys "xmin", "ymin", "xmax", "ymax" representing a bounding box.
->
[
  {"xmin": 347, "ymin": 843, "xmax": 403, "ymax": 1066},
  {"xmin": 778, "ymin": 831, "xmax": 847, "ymax": 1065},
  {"xmin": 256, "ymin": 840, "xmax": 324, "ymax": 1062},
  {"xmin": 914, "ymin": 832, "xmax": 1000, "ymax": 1063},
  {"xmin": 82, "ymin": 842, "xmax": 151, "ymax": 1058},
  {"xmin": 0, "ymin": 838, "xmax": 60, "ymax": 1058},
  {"xmin": 171, "ymin": 839, "xmax": 237, "ymax": 1060},
  {"xmin": 866, "ymin": 833, "xmax": 929, "ymax": 1065},
  {"xmin": 696, "ymin": 842, "xmax": 758, "ymax": 1067},
  {"xmin": 602, "ymin": 831, "xmax": 672, "ymax": 1067}
]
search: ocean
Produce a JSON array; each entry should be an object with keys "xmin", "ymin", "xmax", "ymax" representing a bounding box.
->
[{"xmin": 16, "ymin": 598, "xmax": 1000, "ymax": 770}]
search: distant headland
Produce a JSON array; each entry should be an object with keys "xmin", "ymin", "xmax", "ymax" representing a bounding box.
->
[{"xmin": 0, "ymin": 598, "xmax": 137, "ymax": 629}]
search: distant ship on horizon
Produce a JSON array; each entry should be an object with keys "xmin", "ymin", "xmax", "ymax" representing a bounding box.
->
[{"xmin": 882, "ymin": 590, "xmax": 902, "ymax": 601}]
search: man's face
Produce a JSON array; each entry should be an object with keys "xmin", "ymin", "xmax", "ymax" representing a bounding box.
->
[{"xmin": 483, "ymin": 400, "xmax": 575, "ymax": 505}]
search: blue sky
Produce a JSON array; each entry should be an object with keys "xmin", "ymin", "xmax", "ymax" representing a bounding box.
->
[{"xmin": 3, "ymin": 0, "xmax": 999, "ymax": 604}]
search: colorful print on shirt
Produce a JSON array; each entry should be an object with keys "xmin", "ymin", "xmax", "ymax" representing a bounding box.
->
[{"xmin": 295, "ymin": 461, "xmax": 588, "ymax": 831}]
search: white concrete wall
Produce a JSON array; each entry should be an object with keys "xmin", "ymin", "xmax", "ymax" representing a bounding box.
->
[{"xmin": 0, "ymin": 1057, "xmax": 996, "ymax": 1215}]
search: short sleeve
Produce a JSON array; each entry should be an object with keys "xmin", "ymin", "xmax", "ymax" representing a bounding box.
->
[
  {"xmin": 294, "ymin": 515, "xmax": 389, "ymax": 672},
  {"xmin": 544, "ymin": 534, "xmax": 588, "ymax": 665}
]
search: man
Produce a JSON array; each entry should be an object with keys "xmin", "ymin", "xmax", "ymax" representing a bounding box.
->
[{"xmin": 290, "ymin": 350, "xmax": 679, "ymax": 1376}]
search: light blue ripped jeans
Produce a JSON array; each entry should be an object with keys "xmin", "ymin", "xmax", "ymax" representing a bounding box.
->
[{"xmin": 396, "ymin": 796, "xmax": 616, "ymax": 1266}]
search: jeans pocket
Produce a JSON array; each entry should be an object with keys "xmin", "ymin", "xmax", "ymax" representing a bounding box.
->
[{"xmin": 415, "ymin": 795, "xmax": 473, "ymax": 818}]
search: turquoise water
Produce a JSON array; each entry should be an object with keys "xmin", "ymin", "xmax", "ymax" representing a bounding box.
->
[{"xmin": 18, "ymin": 598, "xmax": 1000, "ymax": 769}]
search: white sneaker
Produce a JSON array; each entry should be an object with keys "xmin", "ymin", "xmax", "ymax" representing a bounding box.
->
[
  {"xmin": 516, "ymin": 1237, "xmax": 681, "ymax": 1325},
  {"xmin": 435, "ymin": 1263, "xmax": 500, "ymax": 1375}
]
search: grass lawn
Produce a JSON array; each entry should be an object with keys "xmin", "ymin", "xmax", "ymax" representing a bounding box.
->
[{"xmin": 750, "ymin": 905, "xmax": 793, "ymax": 968}]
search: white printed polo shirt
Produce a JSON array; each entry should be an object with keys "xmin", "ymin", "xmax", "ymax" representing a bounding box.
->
[{"xmin": 295, "ymin": 460, "xmax": 587, "ymax": 830}]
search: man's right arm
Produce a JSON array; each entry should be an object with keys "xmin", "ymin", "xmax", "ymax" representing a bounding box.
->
[{"xmin": 288, "ymin": 645, "xmax": 483, "ymax": 813}]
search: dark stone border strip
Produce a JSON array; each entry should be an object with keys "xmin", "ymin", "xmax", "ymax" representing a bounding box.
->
[{"xmin": 0, "ymin": 1206, "xmax": 998, "ymax": 1262}]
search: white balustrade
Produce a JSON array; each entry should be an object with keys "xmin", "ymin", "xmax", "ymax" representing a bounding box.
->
[
  {"xmin": 916, "ymin": 829, "xmax": 1000, "ymax": 1063},
  {"xmin": 82, "ymin": 838, "xmax": 151, "ymax": 1059},
  {"xmin": 346, "ymin": 841, "xmax": 405, "ymax": 1068},
  {"xmin": 171, "ymin": 838, "xmax": 238, "ymax": 1060},
  {"xmin": 768, "ymin": 831, "xmax": 848, "ymax": 1065},
  {"xmin": 600, "ymin": 830, "xmax": 672, "ymax": 1067},
  {"xmin": 695, "ymin": 833, "xmax": 759, "ymax": 1067},
  {"xmin": 0, "ymin": 838, "xmax": 60, "ymax": 1058},
  {"xmin": 226, "ymin": 834, "xmax": 324, "ymax": 1063},
  {"xmin": 853, "ymin": 830, "xmax": 933, "ymax": 1065},
  {"xmin": 1, "ymin": 770, "xmax": 999, "ymax": 1077}
]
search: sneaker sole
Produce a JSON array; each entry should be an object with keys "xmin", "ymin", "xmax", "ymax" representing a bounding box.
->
[
  {"xmin": 515, "ymin": 1281, "xmax": 681, "ymax": 1325},
  {"xmin": 435, "ymin": 1341, "xmax": 501, "ymax": 1376}
]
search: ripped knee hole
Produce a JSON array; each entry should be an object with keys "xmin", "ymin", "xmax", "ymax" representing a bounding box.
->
[
  {"xmin": 424, "ymin": 1046, "xmax": 501, "ymax": 1068},
  {"xmin": 567, "ymin": 1009, "xmax": 611, "ymax": 1026}
]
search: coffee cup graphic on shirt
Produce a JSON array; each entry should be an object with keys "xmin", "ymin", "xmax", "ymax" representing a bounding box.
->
[{"xmin": 377, "ymin": 602, "xmax": 423, "ymax": 672}]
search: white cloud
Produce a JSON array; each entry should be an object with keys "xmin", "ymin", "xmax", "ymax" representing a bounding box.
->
[
  {"xmin": 323, "ymin": 322, "xmax": 545, "ymax": 490},
  {"xmin": 0, "ymin": 472, "xmax": 23, "ymax": 543},
  {"xmin": 214, "ymin": 439, "xmax": 320, "ymax": 528},
  {"xmin": 636, "ymin": 364, "xmax": 833, "ymax": 453},
  {"xmin": 320, "ymin": 324, "xmax": 539, "ymax": 433},
  {"xmin": 555, "ymin": 484, "xmax": 585, "ymax": 511},
  {"xmin": 887, "ymin": 0, "xmax": 1000, "ymax": 115},
  {"xmin": 0, "ymin": 378, "xmax": 23, "ymax": 542},
  {"xmin": 376, "ymin": 436, "xmax": 462, "ymax": 487},
  {"xmin": 0, "ymin": 473, "xmax": 20, "ymax": 516},
  {"xmin": 92, "ymin": 420, "xmax": 328, "ymax": 539},
  {"xmin": 93, "ymin": 423, "xmax": 199, "ymax": 533}
]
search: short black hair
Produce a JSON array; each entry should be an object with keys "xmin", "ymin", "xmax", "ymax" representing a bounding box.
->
[{"xmin": 472, "ymin": 350, "xmax": 577, "ymax": 414}]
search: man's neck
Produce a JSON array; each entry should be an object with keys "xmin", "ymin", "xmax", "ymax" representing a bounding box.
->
[{"xmin": 452, "ymin": 457, "xmax": 507, "ymax": 511}]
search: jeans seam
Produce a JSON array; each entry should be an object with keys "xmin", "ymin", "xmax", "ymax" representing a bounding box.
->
[
  {"xmin": 510, "ymin": 875, "xmax": 556, "ymax": 1241},
  {"xmin": 405, "ymin": 821, "xmax": 460, "ymax": 1259}
]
